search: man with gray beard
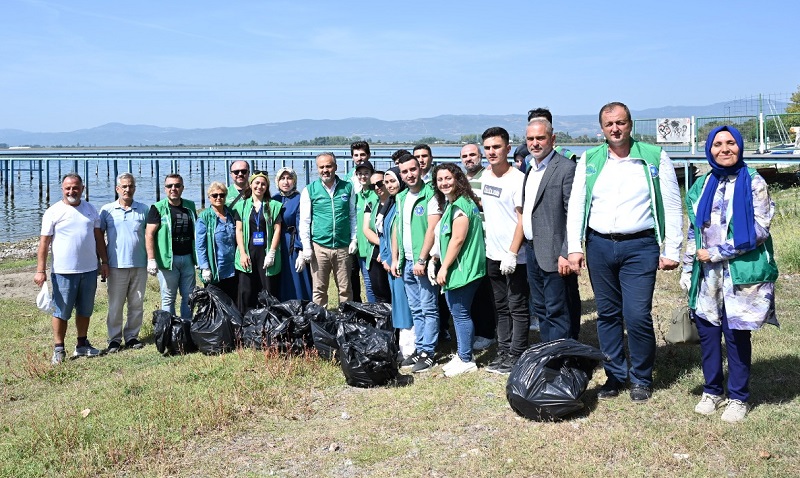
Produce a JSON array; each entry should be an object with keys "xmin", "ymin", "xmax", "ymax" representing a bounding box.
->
[{"xmin": 34, "ymin": 173, "xmax": 109, "ymax": 365}]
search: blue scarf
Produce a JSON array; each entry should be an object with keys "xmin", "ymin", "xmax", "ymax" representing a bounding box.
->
[{"xmin": 694, "ymin": 125, "xmax": 756, "ymax": 251}]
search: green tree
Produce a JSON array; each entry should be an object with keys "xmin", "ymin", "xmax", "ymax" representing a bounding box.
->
[
  {"xmin": 787, "ymin": 84, "xmax": 800, "ymax": 114},
  {"xmin": 460, "ymin": 134, "xmax": 479, "ymax": 144}
]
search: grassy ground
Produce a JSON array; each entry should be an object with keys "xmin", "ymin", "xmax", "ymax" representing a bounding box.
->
[{"xmin": 1, "ymin": 189, "xmax": 799, "ymax": 477}]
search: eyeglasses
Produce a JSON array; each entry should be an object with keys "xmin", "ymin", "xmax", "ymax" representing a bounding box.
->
[
  {"xmin": 370, "ymin": 181, "xmax": 385, "ymax": 190},
  {"xmin": 231, "ymin": 169, "xmax": 249, "ymax": 176},
  {"xmin": 165, "ymin": 183, "xmax": 183, "ymax": 189},
  {"xmin": 209, "ymin": 193, "xmax": 226, "ymax": 199}
]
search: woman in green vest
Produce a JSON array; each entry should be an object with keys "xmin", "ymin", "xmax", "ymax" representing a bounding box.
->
[
  {"xmin": 680, "ymin": 125, "xmax": 778, "ymax": 423},
  {"xmin": 431, "ymin": 163, "xmax": 486, "ymax": 377},
  {"xmin": 196, "ymin": 181, "xmax": 237, "ymax": 302},
  {"xmin": 234, "ymin": 171, "xmax": 282, "ymax": 314}
]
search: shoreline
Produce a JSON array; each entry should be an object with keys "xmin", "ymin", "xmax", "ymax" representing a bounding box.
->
[{"xmin": 0, "ymin": 237, "xmax": 39, "ymax": 262}]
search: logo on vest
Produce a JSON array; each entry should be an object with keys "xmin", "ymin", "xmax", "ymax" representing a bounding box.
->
[
  {"xmin": 586, "ymin": 165, "xmax": 597, "ymax": 176},
  {"xmin": 414, "ymin": 205, "xmax": 425, "ymax": 216},
  {"xmin": 648, "ymin": 164, "xmax": 659, "ymax": 178},
  {"xmin": 340, "ymin": 194, "xmax": 349, "ymax": 202},
  {"xmin": 441, "ymin": 223, "xmax": 450, "ymax": 233}
]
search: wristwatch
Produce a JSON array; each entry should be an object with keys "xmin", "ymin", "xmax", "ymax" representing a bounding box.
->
[{"xmin": 416, "ymin": 258, "xmax": 428, "ymax": 266}]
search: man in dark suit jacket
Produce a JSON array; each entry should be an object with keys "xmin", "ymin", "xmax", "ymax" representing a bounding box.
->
[{"xmin": 521, "ymin": 118, "xmax": 581, "ymax": 341}]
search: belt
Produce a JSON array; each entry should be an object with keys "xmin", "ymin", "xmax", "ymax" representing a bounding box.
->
[{"xmin": 588, "ymin": 228, "xmax": 654, "ymax": 241}]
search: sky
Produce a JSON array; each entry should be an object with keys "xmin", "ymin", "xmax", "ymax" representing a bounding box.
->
[{"xmin": 1, "ymin": 0, "xmax": 797, "ymax": 132}]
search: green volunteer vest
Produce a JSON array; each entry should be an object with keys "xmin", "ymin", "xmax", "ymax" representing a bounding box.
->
[
  {"xmin": 439, "ymin": 196, "xmax": 486, "ymax": 291},
  {"xmin": 581, "ymin": 140, "xmax": 666, "ymax": 243},
  {"xmin": 395, "ymin": 182, "xmax": 437, "ymax": 269},
  {"xmin": 684, "ymin": 169, "xmax": 778, "ymax": 308},
  {"xmin": 356, "ymin": 189, "xmax": 378, "ymax": 258},
  {"xmin": 153, "ymin": 198, "xmax": 197, "ymax": 269},
  {"xmin": 232, "ymin": 197, "xmax": 282, "ymax": 276},
  {"xmin": 307, "ymin": 177, "xmax": 353, "ymax": 249}
]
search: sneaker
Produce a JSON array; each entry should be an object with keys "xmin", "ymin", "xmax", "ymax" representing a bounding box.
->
[
  {"xmin": 400, "ymin": 350, "xmax": 420, "ymax": 370},
  {"xmin": 125, "ymin": 338, "xmax": 145, "ymax": 350},
  {"xmin": 694, "ymin": 393, "xmax": 726, "ymax": 415},
  {"xmin": 529, "ymin": 317, "xmax": 540, "ymax": 331},
  {"xmin": 51, "ymin": 347, "xmax": 66, "ymax": 365},
  {"xmin": 73, "ymin": 341, "xmax": 101, "ymax": 358},
  {"xmin": 494, "ymin": 354, "xmax": 519, "ymax": 375},
  {"xmin": 441, "ymin": 354, "xmax": 460, "ymax": 373},
  {"xmin": 411, "ymin": 352, "xmax": 435, "ymax": 373},
  {"xmin": 444, "ymin": 357, "xmax": 477, "ymax": 377},
  {"xmin": 106, "ymin": 341, "xmax": 122, "ymax": 354},
  {"xmin": 721, "ymin": 399, "xmax": 748, "ymax": 423},
  {"xmin": 485, "ymin": 351, "xmax": 508, "ymax": 374},
  {"xmin": 472, "ymin": 336, "xmax": 495, "ymax": 351}
]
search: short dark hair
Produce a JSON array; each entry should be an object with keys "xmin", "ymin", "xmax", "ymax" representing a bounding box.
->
[
  {"xmin": 481, "ymin": 126, "xmax": 509, "ymax": 145},
  {"xmin": 61, "ymin": 172, "xmax": 83, "ymax": 185},
  {"xmin": 391, "ymin": 149, "xmax": 411, "ymax": 163},
  {"xmin": 527, "ymin": 108, "xmax": 553, "ymax": 123},
  {"xmin": 396, "ymin": 151, "xmax": 417, "ymax": 166},
  {"xmin": 413, "ymin": 144, "xmax": 432, "ymax": 156},
  {"xmin": 350, "ymin": 141, "xmax": 371, "ymax": 157},
  {"xmin": 165, "ymin": 173, "xmax": 183, "ymax": 184},
  {"xmin": 598, "ymin": 102, "xmax": 632, "ymax": 124}
]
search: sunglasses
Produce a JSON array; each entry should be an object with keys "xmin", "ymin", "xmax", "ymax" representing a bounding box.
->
[
  {"xmin": 231, "ymin": 169, "xmax": 249, "ymax": 176},
  {"xmin": 369, "ymin": 181, "xmax": 385, "ymax": 190},
  {"xmin": 165, "ymin": 183, "xmax": 183, "ymax": 189},
  {"xmin": 209, "ymin": 193, "xmax": 226, "ymax": 199}
]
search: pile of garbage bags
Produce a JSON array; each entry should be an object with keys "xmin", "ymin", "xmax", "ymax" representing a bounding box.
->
[
  {"xmin": 153, "ymin": 286, "xmax": 408, "ymax": 388},
  {"xmin": 506, "ymin": 339, "xmax": 604, "ymax": 421}
]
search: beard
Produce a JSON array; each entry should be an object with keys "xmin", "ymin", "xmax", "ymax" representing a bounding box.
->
[{"xmin": 65, "ymin": 195, "xmax": 80, "ymax": 205}]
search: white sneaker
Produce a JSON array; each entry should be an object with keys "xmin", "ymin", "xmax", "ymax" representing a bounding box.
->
[
  {"xmin": 444, "ymin": 357, "xmax": 477, "ymax": 377},
  {"xmin": 529, "ymin": 318, "xmax": 540, "ymax": 331},
  {"xmin": 721, "ymin": 399, "xmax": 748, "ymax": 423},
  {"xmin": 472, "ymin": 336, "xmax": 495, "ymax": 351},
  {"xmin": 694, "ymin": 393, "xmax": 726, "ymax": 415},
  {"xmin": 441, "ymin": 355, "xmax": 460, "ymax": 373}
]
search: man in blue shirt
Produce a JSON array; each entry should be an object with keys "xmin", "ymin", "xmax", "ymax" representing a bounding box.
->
[{"xmin": 100, "ymin": 173, "xmax": 149, "ymax": 353}]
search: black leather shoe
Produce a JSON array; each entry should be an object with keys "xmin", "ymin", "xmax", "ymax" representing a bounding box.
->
[
  {"xmin": 597, "ymin": 382, "xmax": 623, "ymax": 400},
  {"xmin": 630, "ymin": 384, "xmax": 652, "ymax": 403}
]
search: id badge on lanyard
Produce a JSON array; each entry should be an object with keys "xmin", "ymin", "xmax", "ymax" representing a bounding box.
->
[{"xmin": 252, "ymin": 207, "xmax": 265, "ymax": 246}]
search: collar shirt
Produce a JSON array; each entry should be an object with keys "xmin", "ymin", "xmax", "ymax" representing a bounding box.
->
[{"xmin": 522, "ymin": 150, "xmax": 555, "ymax": 240}]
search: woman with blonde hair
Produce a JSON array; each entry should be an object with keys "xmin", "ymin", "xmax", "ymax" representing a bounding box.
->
[{"xmin": 196, "ymin": 181, "xmax": 237, "ymax": 301}]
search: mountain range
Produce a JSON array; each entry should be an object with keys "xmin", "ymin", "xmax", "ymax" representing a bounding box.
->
[{"xmin": 0, "ymin": 101, "xmax": 787, "ymax": 147}]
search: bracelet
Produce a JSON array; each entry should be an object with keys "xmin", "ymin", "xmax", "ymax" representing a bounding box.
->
[{"xmin": 36, "ymin": 270, "xmax": 46, "ymax": 273}]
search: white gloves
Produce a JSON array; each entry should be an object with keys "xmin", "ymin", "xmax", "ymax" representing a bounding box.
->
[
  {"xmin": 147, "ymin": 259, "xmax": 158, "ymax": 276},
  {"xmin": 264, "ymin": 250, "xmax": 276, "ymax": 269},
  {"xmin": 499, "ymin": 251, "xmax": 517, "ymax": 275},
  {"xmin": 201, "ymin": 269, "xmax": 212, "ymax": 283},
  {"xmin": 348, "ymin": 239, "xmax": 358, "ymax": 255},
  {"xmin": 679, "ymin": 271, "xmax": 692, "ymax": 293},
  {"xmin": 295, "ymin": 250, "xmax": 312, "ymax": 273},
  {"xmin": 302, "ymin": 249, "xmax": 313, "ymax": 262},
  {"xmin": 427, "ymin": 260, "xmax": 437, "ymax": 286}
]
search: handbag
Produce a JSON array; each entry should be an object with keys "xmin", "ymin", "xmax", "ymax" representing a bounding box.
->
[{"xmin": 665, "ymin": 305, "xmax": 700, "ymax": 344}]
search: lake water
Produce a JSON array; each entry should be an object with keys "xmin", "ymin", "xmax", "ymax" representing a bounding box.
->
[{"xmin": 0, "ymin": 145, "xmax": 596, "ymax": 242}]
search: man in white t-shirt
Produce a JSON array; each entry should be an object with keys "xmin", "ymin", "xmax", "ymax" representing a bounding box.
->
[
  {"xmin": 34, "ymin": 173, "xmax": 109, "ymax": 365},
  {"xmin": 479, "ymin": 127, "xmax": 529, "ymax": 374}
]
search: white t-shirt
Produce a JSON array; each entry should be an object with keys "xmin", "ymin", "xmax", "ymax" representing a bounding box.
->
[
  {"xmin": 41, "ymin": 200, "xmax": 101, "ymax": 274},
  {"xmin": 481, "ymin": 168, "xmax": 526, "ymax": 263}
]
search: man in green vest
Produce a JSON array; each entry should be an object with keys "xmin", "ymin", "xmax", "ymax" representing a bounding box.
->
[
  {"xmin": 566, "ymin": 102, "xmax": 683, "ymax": 403},
  {"xmin": 297, "ymin": 152, "xmax": 357, "ymax": 307},
  {"xmin": 145, "ymin": 174, "xmax": 197, "ymax": 319},
  {"xmin": 226, "ymin": 160, "xmax": 251, "ymax": 208}
]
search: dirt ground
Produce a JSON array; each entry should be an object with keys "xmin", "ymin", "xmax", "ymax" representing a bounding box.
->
[{"xmin": 0, "ymin": 237, "xmax": 44, "ymax": 302}]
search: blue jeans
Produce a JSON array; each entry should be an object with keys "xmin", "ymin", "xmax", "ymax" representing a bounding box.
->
[
  {"xmin": 403, "ymin": 261, "xmax": 439, "ymax": 355},
  {"xmin": 445, "ymin": 278, "xmax": 481, "ymax": 362},
  {"xmin": 586, "ymin": 230, "xmax": 659, "ymax": 387},
  {"xmin": 157, "ymin": 253, "xmax": 196, "ymax": 319},
  {"xmin": 696, "ymin": 311, "xmax": 752, "ymax": 402},
  {"xmin": 526, "ymin": 241, "xmax": 580, "ymax": 342},
  {"xmin": 359, "ymin": 257, "xmax": 376, "ymax": 303},
  {"xmin": 52, "ymin": 270, "xmax": 98, "ymax": 320}
]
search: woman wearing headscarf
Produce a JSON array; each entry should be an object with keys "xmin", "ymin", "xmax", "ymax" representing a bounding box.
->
[
  {"xmin": 430, "ymin": 163, "xmax": 486, "ymax": 377},
  {"xmin": 233, "ymin": 170, "xmax": 282, "ymax": 313},
  {"xmin": 681, "ymin": 125, "xmax": 778, "ymax": 423},
  {"xmin": 272, "ymin": 167, "xmax": 312, "ymax": 301},
  {"xmin": 196, "ymin": 181, "xmax": 238, "ymax": 301},
  {"xmin": 362, "ymin": 169, "xmax": 391, "ymax": 303},
  {"xmin": 378, "ymin": 168, "xmax": 414, "ymax": 359}
]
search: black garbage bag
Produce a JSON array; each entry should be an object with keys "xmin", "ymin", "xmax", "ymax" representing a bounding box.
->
[
  {"xmin": 271, "ymin": 299, "xmax": 307, "ymax": 319},
  {"xmin": 257, "ymin": 290, "xmax": 281, "ymax": 308},
  {"xmin": 152, "ymin": 311, "xmax": 197, "ymax": 356},
  {"xmin": 187, "ymin": 285, "xmax": 242, "ymax": 354},
  {"xmin": 337, "ymin": 301, "xmax": 393, "ymax": 330},
  {"xmin": 337, "ymin": 321, "xmax": 405, "ymax": 388},
  {"xmin": 241, "ymin": 307, "xmax": 269, "ymax": 349},
  {"xmin": 506, "ymin": 339, "xmax": 605, "ymax": 421},
  {"xmin": 310, "ymin": 314, "xmax": 341, "ymax": 360}
]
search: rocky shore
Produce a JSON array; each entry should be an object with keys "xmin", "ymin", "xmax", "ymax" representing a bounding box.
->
[{"xmin": 0, "ymin": 237, "xmax": 39, "ymax": 262}]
